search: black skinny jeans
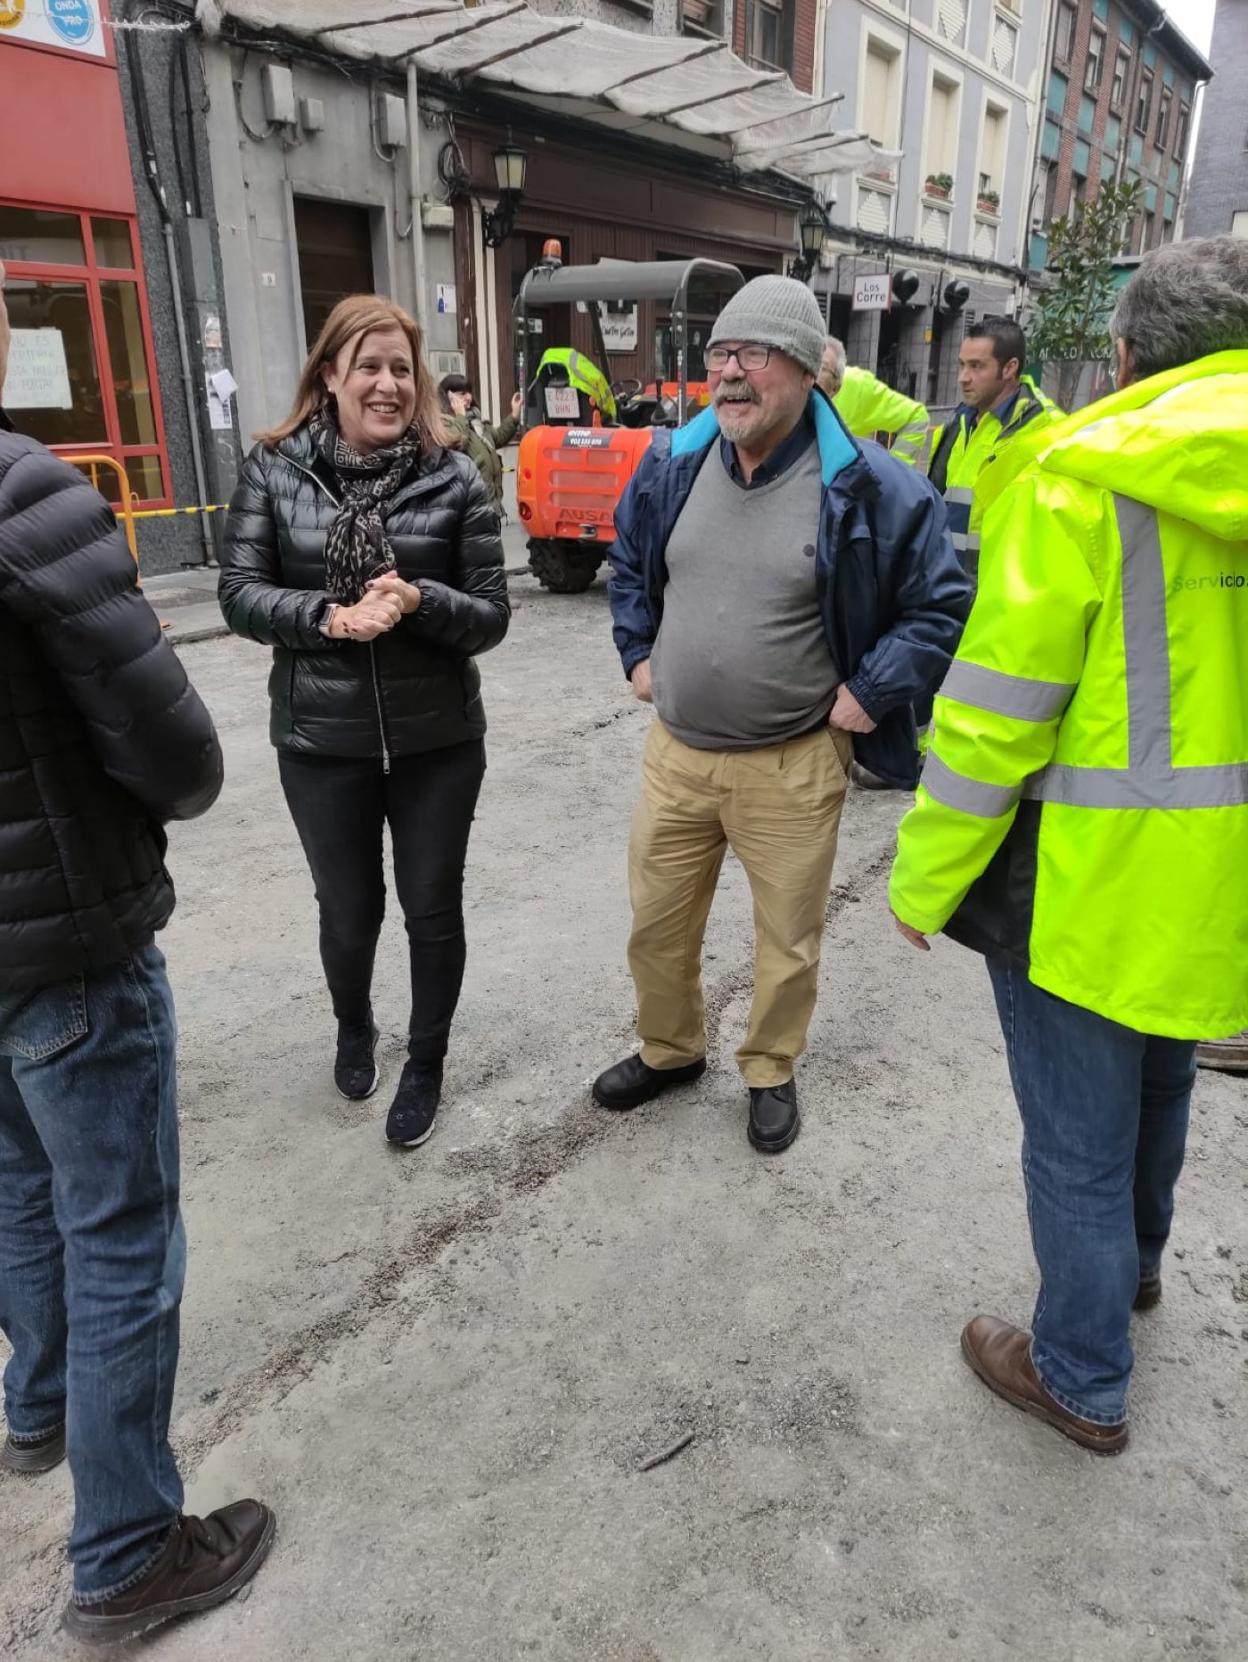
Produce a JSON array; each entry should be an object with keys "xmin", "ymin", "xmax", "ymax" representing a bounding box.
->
[{"xmin": 278, "ymin": 740, "xmax": 486, "ymax": 1063}]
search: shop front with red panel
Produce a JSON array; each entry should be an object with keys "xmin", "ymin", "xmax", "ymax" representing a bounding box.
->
[{"xmin": 0, "ymin": 0, "xmax": 172, "ymax": 511}]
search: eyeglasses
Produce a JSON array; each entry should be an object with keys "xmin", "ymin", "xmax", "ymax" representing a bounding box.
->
[{"xmin": 706, "ymin": 343, "xmax": 773, "ymax": 372}]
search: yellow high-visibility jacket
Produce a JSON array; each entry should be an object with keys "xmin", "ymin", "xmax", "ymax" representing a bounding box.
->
[
  {"xmin": 891, "ymin": 351, "xmax": 1248, "ymax": 1038},
  {"xmin": 927, "ymin": 375, "xmax": 1062, "ymax": 576},
  {"xmin": 834, "ymin": 366, "xmax": 929, "ymax": 465}
]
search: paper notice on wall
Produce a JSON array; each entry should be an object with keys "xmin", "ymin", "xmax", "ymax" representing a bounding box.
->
[
  {"xmin": 206, "ymin": 369, "xmax": 234, "ymax": 432},
  {"xmin": 598, "ymin": 302, "xmax": 638, "ymax": 353},
  {"xmin": 5, "ymin": 329, "xmax": 72, "ymax": 410},
  {"xmin": 436, "ymin": 284, "xmax": 457, "ymax": 316}
]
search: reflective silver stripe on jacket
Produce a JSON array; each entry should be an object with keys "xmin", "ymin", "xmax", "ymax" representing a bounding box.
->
[
  {"xmin": 921, "ymin": 752, "xmax": 1021, "ymax": 818},
  {"xmin": 1023, "ymin": 763, "xmax": 1248, "ymax": 810},
  {"xmin": 1024, "ymin": 495, "xmax": 1248, "ymax": 810},
  {"xmin": 945, "ymin": 486, "xmax": 974, "ymax": 507},
  {"xmin": 941, "ymin": 661, "xmax": 1075, "ymax": 723}
]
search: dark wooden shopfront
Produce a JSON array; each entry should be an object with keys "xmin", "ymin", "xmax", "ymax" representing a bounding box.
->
[{"xmin": 450, "ymin": 124, "xmax": 799, "ymax": 405}]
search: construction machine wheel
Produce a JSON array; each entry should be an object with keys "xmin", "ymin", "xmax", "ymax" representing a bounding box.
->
[{"xmin": 528, "ymin": 539, "xmax": 602, "ymax": 594}]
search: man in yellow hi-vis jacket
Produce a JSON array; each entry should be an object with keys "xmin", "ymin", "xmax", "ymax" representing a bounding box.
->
[
  {"xmin": 890, "ymin": 237, "xmax": 1248, "ymax": 1454},
  {"xmin": 818, "ymin": 338, "xmax": 929, "ymax": 466},
  {"xmin": 926, "ymin": 316, "xmax": 1061, "ymax": 579}
]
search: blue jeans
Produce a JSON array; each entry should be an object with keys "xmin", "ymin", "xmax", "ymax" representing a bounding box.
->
[
  {"xmin": 0, "ymin": 946, "xmax": 185, "ymax": 1601},
  {"xmin": 988, "ymin": 959, "xmax": 1195, "ymax": 1425}
]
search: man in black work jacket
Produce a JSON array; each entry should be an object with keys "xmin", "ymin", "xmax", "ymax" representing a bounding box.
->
[{"xmin": 0, "ymin": 261, "xmax": 274, "ymax": 1644}]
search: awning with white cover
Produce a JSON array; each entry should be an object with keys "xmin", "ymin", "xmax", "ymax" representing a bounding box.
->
[{"xmin": 195, "ymin": 0, "xmax": 895, "ymax": 196}]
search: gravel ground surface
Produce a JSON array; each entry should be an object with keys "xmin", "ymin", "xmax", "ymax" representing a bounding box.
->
[{"xmin": 2, "ymin": 572, "xmax": 1245, "ymax": 1661}]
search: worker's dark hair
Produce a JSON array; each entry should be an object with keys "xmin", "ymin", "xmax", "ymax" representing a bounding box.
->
[
  {"xmin": 965, "ymin": 314, "xmax": 1027, "ymax": 376},
  {"xmin": 438, "ymin": 372, "xmax": 473, "ymax": 412}
]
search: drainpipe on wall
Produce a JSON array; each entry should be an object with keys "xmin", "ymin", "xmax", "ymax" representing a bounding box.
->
[
  {"xmin": 123, "ymin": 19, "xmax": 216, "ymax": 567},
  {"xmin": 407, "ymin": 61, "xmax": 430, "ymax": 328}
]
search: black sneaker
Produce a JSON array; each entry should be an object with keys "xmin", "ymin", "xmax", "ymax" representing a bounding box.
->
[
  {"xmin": 386, "ymin": 1060, "xmax": 442, "ymax": 1147},
  {"xmin": 335, "ymin": 1017, "xmax": 379, "ymax": 1101},
  {"xmin": 2, "ymin": 1424, "xmax": 66, "ymax": 1474}
]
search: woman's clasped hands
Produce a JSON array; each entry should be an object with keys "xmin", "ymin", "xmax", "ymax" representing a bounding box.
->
[{"xmin": 327, "ymin": 573, "xmax": 423, "ymax": 640}]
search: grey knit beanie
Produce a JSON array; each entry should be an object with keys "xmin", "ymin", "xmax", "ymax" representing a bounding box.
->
[{"xmin": 708, "ymin": 275, "xmax": 826, "ymax": 378}]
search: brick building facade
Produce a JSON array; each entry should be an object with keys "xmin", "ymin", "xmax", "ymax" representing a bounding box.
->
[
  {"xmin": 1184, "ymin": 0, "xmax": 1248, "ymax": 240},
  {"xmin": 1033, "ymin": 0, "xmax": 1210, "ymax": 271}
]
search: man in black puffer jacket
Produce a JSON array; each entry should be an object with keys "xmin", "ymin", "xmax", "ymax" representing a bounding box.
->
[{"xmin": 0, "ymin": 263, "xmax": 274, "ymax": 1644}]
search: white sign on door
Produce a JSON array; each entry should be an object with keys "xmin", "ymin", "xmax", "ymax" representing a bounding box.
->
[
  {"xmin": 5, "ymin": 329, "xmax": 72, "ymax": 410},
  {"xmin": 597, "ymin": 302, "xmax": 639, "ymax": 354},
  {"xmin": 852, "ymin": 273, "xmax": 893, "ymax": 311},
  {"xmin": 0, "ymin": 0, "xmax": 106, "ymax": 60}
]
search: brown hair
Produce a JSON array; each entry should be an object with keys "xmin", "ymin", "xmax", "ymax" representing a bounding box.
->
[{"xmin": 258, "ymin": 294, "xmax": 455, "ymax": 450}]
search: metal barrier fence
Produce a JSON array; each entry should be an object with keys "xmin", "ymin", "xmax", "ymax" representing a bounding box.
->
[{"xmin": 67, "ymin": 455, "xmax": 139, "ymax": 571}]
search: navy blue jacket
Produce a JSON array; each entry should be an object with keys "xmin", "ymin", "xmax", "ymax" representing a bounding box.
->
[{"xmin": 607, "ymin": 391, "xmax": 972, "ymax": 788}]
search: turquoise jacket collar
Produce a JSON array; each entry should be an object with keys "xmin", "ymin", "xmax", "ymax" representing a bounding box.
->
[{"xmin": 669, "ymin": 389, "xmax": 859, "ymax": 487}]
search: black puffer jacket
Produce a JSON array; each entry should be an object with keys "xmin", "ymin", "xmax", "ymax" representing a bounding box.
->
[
  {"xmin": 219, "ymin": 427, "xmax": 510, "ymax": 758},
  {"xmin": 0, "ymin": 420, "xmax": 223, "ymax": 992}
]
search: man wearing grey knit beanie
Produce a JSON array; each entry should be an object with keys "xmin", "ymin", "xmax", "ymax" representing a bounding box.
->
[{"xmin": 596, "ymin": 273, "xmax": 971, "ymax": 1154}]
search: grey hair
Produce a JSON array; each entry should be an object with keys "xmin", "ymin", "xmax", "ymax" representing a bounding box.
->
[
  {"xmin": 1110, "ymin": 237, "xmax": 1248, "ymax": 379},
  {"xmin": 821, "ymin": 335, "xmax": 847, "ymax": 394}
]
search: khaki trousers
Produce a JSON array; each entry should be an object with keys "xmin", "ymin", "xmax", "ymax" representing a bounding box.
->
[{"xmin": 627, "ymin": 721, "xmax": 851, "ymax": 1089}]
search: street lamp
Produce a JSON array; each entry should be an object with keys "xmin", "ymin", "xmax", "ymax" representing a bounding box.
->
[
  {"xmin": 789, "ymin": 199, "xmax": 827, "ymax": 283},
  {"xmin": 482, "ymin": 143, "xmax": 528, "ymax": 248}
]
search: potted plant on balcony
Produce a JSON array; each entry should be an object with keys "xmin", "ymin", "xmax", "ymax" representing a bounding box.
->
[
  {"xmin": 925, "ymin": 173, "xmax": 954, "ymax": 200},
  {"xmin": 977, "ymin": 188, "xmax": 1001, "ymax": 214}
]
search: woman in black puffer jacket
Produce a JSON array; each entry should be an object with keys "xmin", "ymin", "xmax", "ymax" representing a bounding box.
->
[{"xmin": 220, "ymin": 295, "xmax": 509, "ymax": 1147}]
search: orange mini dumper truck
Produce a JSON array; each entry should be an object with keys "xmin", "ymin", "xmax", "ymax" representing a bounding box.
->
[{"xmin": 514, "ymin": 252, "xmax": 744, "ymax": 592}]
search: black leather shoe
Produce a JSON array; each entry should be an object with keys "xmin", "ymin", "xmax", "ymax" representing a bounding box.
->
[
  {"xmin": 747, "ymin": 1079, "xmax": 800, "ymax": 1153},
  {"xmin": 2, "ymin": 1424, "xmax": 66, "ymax": 1474},
  {"xmin": 592, "ymin": 1053, "xmax": 706, "ymax": 1110}
]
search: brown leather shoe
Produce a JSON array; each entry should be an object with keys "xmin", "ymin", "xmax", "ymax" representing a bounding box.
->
[
  {"xmin": 1134, "ymin": 1273, "xmax": 1162, "ymax": 1312},
  {"xmin": 62, "ymin": 1500, "xmax": 276, "ymax": 1646},
  {"xmin": 1195, "ymin": 1030, "xmax": 1248, "ymax": 1073},
  {"xmin": 960, "ymin": 1316, "xmax": 1128, "ymax": 1455}
]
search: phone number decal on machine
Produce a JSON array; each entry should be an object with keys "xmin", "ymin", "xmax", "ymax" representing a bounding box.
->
[{"xmin": 561, "ymin": 430, "xmax": 615, "ymax": 448}]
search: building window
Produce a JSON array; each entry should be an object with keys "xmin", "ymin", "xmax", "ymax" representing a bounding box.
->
[
  {"xmin": 924, "ymin": 73, "xmax": 961, "ymax": 196},
  {"xmin": 1135, "ymin": 69, "xmax": 1153, "ymax": 135},
  {"xmin": 0, "ymin": 203, "xmax": 169, "ymax": 507},
  {"xmin": 1175, "ymin": 101, "xmax": 1190, "ymax": 156},
  {"xmin": 1085, "ymin": 25, "xmax": 1105, "ymax": 93},
  {"xmin": 1055, "ymin": 1, "xmax": 1076, "ymax": 65},
  {"xmin": 1155, "ymin": 87, "xmax": 1171, "ymax": 149},
  {"xmin": 863, "ymin": 37, "xmax": 903, "ymax": 148},
  {"xmin": 1042, "ymin": 156, "xmax": 1060, "ymax": 223},
  {"xmin": 1072, "ymin": 172, "xmax": 1088, "ymax": 209},
  {"xmin": 978, "ymin": 103, "xmax": 1008, "ymax": 212},
  {"xmin": 680, "ymin": 0, "xmax": 724, "ymax": 36},
  {"xmin": 748, "ymin": 0, "xmax": 794, "ymax": 73},
  {"xmin": 1111, "ymin": 47, "xmax": 1130, "ymax": 110}
]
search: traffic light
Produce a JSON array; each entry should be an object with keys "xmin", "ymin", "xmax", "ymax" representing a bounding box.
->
[{"xmin": 892, "ymin": 269, "xmax": 921, "ymax": 305}]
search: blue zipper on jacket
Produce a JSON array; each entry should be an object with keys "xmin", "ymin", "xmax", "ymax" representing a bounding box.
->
[{"xmin": 288, "ymin": 456, "xmax": 392, "ymax": 775}]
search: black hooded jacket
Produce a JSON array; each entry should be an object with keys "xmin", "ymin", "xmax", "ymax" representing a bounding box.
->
[{"xmin": 0, "ymin": 417, "xmax": 223, "ymax": 991}]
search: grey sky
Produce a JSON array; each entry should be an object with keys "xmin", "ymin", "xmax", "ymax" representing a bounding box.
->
[{"xmin": 1173, "ymin": 0, "xmax": 1216, "ymax": 54}]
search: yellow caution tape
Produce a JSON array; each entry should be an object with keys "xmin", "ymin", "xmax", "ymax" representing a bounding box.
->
[{"xmin": 130, "ymin": 503, "xmax": 231, "ymax": 520}]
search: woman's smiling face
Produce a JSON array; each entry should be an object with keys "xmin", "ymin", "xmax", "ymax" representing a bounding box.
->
[{"xmin": 324, "ymin": 325, "xmax": 416, "ymax": 453}]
